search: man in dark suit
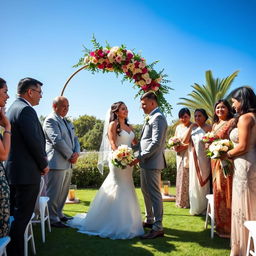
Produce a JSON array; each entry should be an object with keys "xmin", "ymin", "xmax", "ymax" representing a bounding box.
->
[{"xmin": 6, "ymin": 77, "xmax": 49, "ymax": 256}]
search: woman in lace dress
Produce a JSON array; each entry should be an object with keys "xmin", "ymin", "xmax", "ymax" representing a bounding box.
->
[
  {"xmin": 211, "ymin": 100, "xmax": 234, "ymax": 238},
  {"xmin": 174, "ymin": 108, "xmax": 191, "ymax": 208},
  {"xmin": 183, "ymin": 109, "xmax": 211, "ymax": 215},
  {"xmin": 226, "ymin": 87, "xmax": 256, "ymax": 256},
  {"xmin": 0, "ymin": 78, "xmax": 11, "ymax": 238},
  {"xmin": 68, "ymin": 101, "xmax": 144, "ymax": 239}
]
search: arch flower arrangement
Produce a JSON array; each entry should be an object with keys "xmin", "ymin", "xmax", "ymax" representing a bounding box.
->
[{"xmin": 62, "ymin": 36, "xmax": 172, "ymax": 115}]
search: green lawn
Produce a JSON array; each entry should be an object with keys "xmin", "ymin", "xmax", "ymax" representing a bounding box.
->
[{"xmin": 32, "ymin": 188, "xmax": 230, "ymax": 256}]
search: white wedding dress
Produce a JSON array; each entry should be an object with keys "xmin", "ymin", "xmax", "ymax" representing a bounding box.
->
[{"xmin": 68, "ymin": 130, "xmax": 144, "ymax": 239}]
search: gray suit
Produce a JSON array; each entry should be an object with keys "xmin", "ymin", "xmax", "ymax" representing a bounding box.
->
[
  {"xmin": 137, "ymin": 107, "xmax": 167, "ymax": 231},
  {"xmin": 43, "ymin": 112, "xmax": 80, "ymax": 223}
]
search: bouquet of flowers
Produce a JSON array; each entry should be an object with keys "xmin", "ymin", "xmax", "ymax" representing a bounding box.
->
[
  {"xmin": 111, "ymin": 145, "xmax": 135, "ymax": 169},
  {"xmin": 202, "ymin": 132, "xmax": 217, "ymax": 143},
  {"xmin": 207, "ymin": 139, "xmax": 234, "ymax": 177},
  {"xmin": 167, "ymin": 137, "xmax": 182, "ymax": 149}
]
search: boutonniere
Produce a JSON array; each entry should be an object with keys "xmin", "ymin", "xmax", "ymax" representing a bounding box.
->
[{"xmin": 145, "ymin": 115, "xmax": 150, "ymax": 124}]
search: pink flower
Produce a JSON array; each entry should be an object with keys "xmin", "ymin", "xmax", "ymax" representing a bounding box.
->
[
  {"xmin": 115, "ymin": 55, "xmax": 122, "ymax": 64},
  {"xmin": 90, "ymin": 51, "xmax": 95, "ymax": 57}
]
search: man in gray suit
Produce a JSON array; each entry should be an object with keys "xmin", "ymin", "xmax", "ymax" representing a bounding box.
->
[
  {"xmin": 132, "ymin": 91, "xmax": 167, "ymax": 239},
  {"xmin": 43, "ymin": 96, "xmax": 80, "ymax": 228}
]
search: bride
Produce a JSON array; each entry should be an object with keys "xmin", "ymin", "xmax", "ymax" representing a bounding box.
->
[{"xmin": 68, "ymin": 101, "xmax": 144, "ymax": 239}]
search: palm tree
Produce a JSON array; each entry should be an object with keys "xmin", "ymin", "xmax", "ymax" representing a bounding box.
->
[{"xmin": 178, "ymin": 70, "xmax": 239, "ymax": 120}]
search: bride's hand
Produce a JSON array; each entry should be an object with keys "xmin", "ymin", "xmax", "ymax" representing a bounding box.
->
[{"xmin": 129, "ymin": 158, "xmax": 139, "ymax": 166}]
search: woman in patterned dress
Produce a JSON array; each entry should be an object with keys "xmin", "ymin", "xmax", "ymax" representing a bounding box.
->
[
  {"xmin": 0, "ymin": 78, "xmax": 11, "ymax": 238},
  {"xmin": 174, "ymin": 108, "xmax": 191, "ymax": 208},
  {"xmin": 227, "ymin": 87, "xmax": 256, "ymax": 256},
  {"xmin": 211, "ymin": 99, "xmax": 234, "ymax": 238}
]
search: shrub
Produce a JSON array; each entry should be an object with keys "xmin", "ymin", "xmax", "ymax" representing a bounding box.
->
[{"xmin": 72, "ymin": 150, "xmax": 177, "ymax": 188}]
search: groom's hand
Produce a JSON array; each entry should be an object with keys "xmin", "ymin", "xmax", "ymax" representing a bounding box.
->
[{"xmin": 129, "ymin": 158, "xmax": 140, "ymax": 166}]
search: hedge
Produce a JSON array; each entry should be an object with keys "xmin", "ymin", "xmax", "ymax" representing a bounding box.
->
[{"xmin": 71, "ymin": 150, "xmax": 177, "ymax": 188}]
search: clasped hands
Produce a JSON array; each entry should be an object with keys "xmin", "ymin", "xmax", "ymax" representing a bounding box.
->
[
  {"xmin": 69, "ymin": 152, "xmax": 79, "ymax": 164},
  {"xmin": 129, "ymin": 158, "xmax": 140, "ymax": 166}
]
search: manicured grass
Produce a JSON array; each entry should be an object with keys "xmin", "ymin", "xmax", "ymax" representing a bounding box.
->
[{"xmin": 32, "ymin": 188, "xmax": 230, "ymax": 256}]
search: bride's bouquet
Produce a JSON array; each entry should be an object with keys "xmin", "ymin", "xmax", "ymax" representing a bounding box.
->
[
  {"xmin": 111, "ymin": 145, "xmax": 135, "ymax": 169},
  {"xmin": 202, "ymin": 132, "xmax": 217, "ymax": 143},
  {"xmin": 206, "ymin": 139, "xmax": 234, "ymax": 177},
  {"xmin": 167, "ymin": 137, "xmax": 182, "ymax": 149}
]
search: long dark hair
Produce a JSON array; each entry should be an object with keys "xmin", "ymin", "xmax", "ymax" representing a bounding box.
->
[
  {"xmin": 109, "ymin": 101, "xmax": 129, "ymax": 135},
  {"xmin": 213, "ymin": 99, "xmax": 234, "ymax": 124},
  {"xmin": 230, "ymin": 86, "xmax": 256, "ymax": 128}
]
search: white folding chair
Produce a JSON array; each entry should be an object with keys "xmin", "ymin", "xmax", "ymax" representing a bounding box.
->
[
  {"xmin": 32, "ymin": 177, "xmax": 51, "ymax": 243},
  {"xmin": 24, "ymin": 213, "xmax": 36, "ymax": 256},
  {"xmin": 0, "ymin": 236, "xmax": 11, "ymax": 256},
  {"xmin": 205, "ymin": 194, "xmax": 214, "ymax": 238},
  {"xmin": 244, "ymin": 221, "xmax": 256, "ymax": 256}
]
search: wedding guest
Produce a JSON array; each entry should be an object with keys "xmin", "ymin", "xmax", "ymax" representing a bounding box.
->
[
  {"xmin": 6, "ymin": 77, "xmax": 49, "ymax": 256},
  {"xmin": 183, "ymin": 109, "xmax": 211, "ymax": 215},
  {"xmin": 226, "ymin": 86, "xmax": 256, "ymax": 256},
  {"xmin": 0, "ymin": 78, "xmax": 11, "ymax": 238},
  {"xmin": 173, "ymin": 108, "xmax": 191, "ymax": 208},
  {"xmin": 210, "ymin": 99, "xmax": 234, "ymax": 238},
  {"xmin": 43, "ymin": 96, "xmax": 80, "ymax": 228}
]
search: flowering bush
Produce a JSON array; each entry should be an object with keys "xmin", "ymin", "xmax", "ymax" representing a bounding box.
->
[
  {"xmin": 202, "ymin": 132, "xmax": 217, "ymax": 143},
  {"xmin": 75, "ymin": 36, "xmax": 172, "ymax": 115},
  {"xmin": 167, "ymin": 137, "xmax": 181, "ymax": 149},
  {"xmin": 207, "ymin": 139, "xmax": 234, "ymax": 177},
  {"xmin": 111, "ymin": 145, "xmax": 135, "ymax": 169}
]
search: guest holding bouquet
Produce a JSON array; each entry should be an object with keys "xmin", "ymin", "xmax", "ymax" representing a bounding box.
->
[
  {"xmin": 210, "ymin": 100, "xmax": 234, "ymax": 238},
  {"xmin": 226, "ymin": 87, "xmax": 256, "ymax": 256},
  {"xmin": 183, "ymin": 109, "xmax": 211, "ymax": 215},
  {"xmin": 173, "ymin": 108, "xmax": 191, "ymax": 208}
]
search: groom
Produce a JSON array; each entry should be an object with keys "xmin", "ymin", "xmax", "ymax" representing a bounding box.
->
[{"xmin": 132, "ymin": 91, "xmax": 167, "ymax": 239}]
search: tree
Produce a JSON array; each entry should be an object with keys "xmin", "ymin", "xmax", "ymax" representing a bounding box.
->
[
  {"xmin": 73, "ymin": 115, "xmax": 99, "ymax": 138},
  {"xmin": 82, "ymin": 121, "xmax": 104, "ymax": 150},
  {"xmin": 178, "ymin": 70, "xmax": 239, "ymax": 120}
]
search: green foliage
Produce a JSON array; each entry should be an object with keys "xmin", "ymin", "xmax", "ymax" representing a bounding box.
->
[
  {"xmin": 72, "ymin": 115, "xmax": 103, "ymax": 150},
  {"xmin": 72, "ymin": 150, "xmax": 177, "ymax": 188},
  {"xmin": 178, "ymin": 70, "xmax": 239, "ymax": 120}
]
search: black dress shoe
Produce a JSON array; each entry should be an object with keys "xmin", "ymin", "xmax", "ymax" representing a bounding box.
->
[
  {"xmin": 141, "ymin": 229, "xmax": 164, "ymax": 239},
  {"xmin": 60, "ymin": 216, "xmax": 73, "ymax": 222},
  {"xmin": 51, "ymin": 222, "xmax": 69, "ymax": 228},
  {"xmin": 142, "ymin": 222, "xmax": 153, "ymax": 229}
]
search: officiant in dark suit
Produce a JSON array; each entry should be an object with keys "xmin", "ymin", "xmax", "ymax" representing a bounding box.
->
[
  {"xmin": 6, "ymin": 77, "xmax": 49, "ymax": 256},
  {"xmin": 43, "ymin": 96, "xmax": 80, "ymax": 228}
]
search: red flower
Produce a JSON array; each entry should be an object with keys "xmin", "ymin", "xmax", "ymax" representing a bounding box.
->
[
  {"xmin": 125, "ymin": 71, "xmax": 133, "ymax": 78},
  {"xmin": 134, "ymin": 61, "xmax": 140, "ymax": 68},
  {"xmin": 97, "ymin": 63, "xmax": 105, "ymax": 69},
  {"xmin": 90, "ymin": 51, "xmax": 95, "ymax": 57},
  {"xmin": 141, "ymin": 84, "xmax": 150, "ymax": 91},
  {"xmin": 141, "ymin": 68, "xmax": 148, "ymax": 74},
  {"xmin": 133, "ymin": 74, "xmax": 141, "ymax": 82}
]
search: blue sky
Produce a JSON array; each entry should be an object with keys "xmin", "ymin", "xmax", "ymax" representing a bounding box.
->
[{"xmin": 1, "ymin": 0, "xmax": 255, "ymax": 124}]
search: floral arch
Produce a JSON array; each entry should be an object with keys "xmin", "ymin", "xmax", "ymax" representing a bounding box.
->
[{"xmin": 61, "ymin": 37, "xmax": 172, "ymax": 115}]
